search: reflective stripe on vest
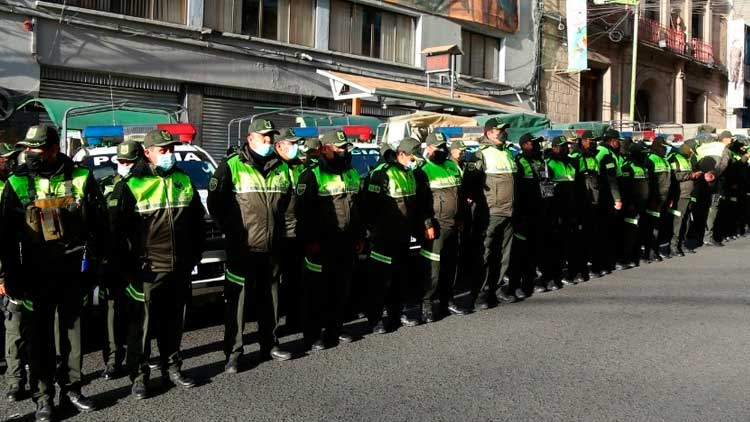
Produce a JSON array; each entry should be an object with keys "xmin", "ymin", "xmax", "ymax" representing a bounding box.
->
[
  {"xmin": 226, "ymin": 270, "xmax": 245, "ymax": 286},
  {"xmin": 546, "ymin": 159, "xmax": 575, "ymax": 182},
  {"xmin": 385, "ymin": 166, "xmax": 416, "ymax": 198},
  {"xmin": 304, "ymin": 257, "xmax": 323, "ymax": 273},
  {"xmin": 419, "ymin": 248, "xmax": 441, "ymax": 262},
  {"xmin": 227, "ymin": 155, "xmax": 291, "ymax": 194},
  {"xmin": 7, "ymin": 168, "xmax": 89, "ymax": 206},
  {"xmin": 669, "ymin": 153, "xmax": 691, "ymax": 171},
  {"xmin": 623, "ymin": 162, "xmax": 647, "ymax": 179},
  {"xmin": 695, "ymin": 142, "xmax": 725, "ymax": 161},
  {"xmin": 312, "ymin": 166, "xmax": 360, "ymax": 197},
  {"xmin": 370, "ymin": 250, "xmax": 392, "ymax": 265},
  {"xmin": 421, "ymin": 160, "xmax": 462, "ymax": 189},
  {"xmin": 482, "ymin": 146, "xmax": 517, "ymax": 175},
  {"xmin": 126, "ymin": 172, "xmax": 194, "ymax": 214},
  {"xmin": 647, "ymin": 154, "xmax": 670, "ymax": 174}
]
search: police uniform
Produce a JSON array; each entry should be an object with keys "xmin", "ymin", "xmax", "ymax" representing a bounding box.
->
[
  {"xmin": 363, "ymin": 137, "xmax": 421, "ymax": 331},
  {"xmin": 414, "ymin": 133, "xmax": 464, "ymax": 321},
  {"xmin": 694, "ymin": 133, "xmax": 732, "ymax": 246},
  {"xmin": 296, "ymin": 130, "xmax": 363, "ymax": 348},
  {"xmin": 620, "ymin": 143, "xmax": 650, "ymax": 266},
  {"xmin": 570, "ymin": 132, "xmax": 601, "ymax": 280},
  {"xmin": 111, "ymin": 130, "xmax": 205, "ymax": 397},
  {"xmin": 0, "ymin": 125, "xmax": 107, "ymax": 420},
  {"xmin": 207, "ymin": 119, "xmax": 293, "ymax": 372},
  {"xmin": 0, "ymin": 143, "xmax": 31, "ymax": 403},
  {"xmin": 714, "ymin": 141, "xmax": 748, "ymax": 241},
  {"xmin": 448, "ymin": 140, "xmax": 473, "ymax": 315},
  {"xmin": 642, "ymin": 138, "xmax": 672, "ymax": 262},
  {"xmin": 662, "ymin": 144, "xmax": 697, "ymax": 257},
  {"xmin": 464, "ymin": 119, "xmax": 516, "ymax": 308},
  {"xmin": 595, "ymin": 130, "xmax": 624, "ymax": 272},
  {"xmin": 100, "ymin": 141, "xmax": 142, "ymax": 379}
]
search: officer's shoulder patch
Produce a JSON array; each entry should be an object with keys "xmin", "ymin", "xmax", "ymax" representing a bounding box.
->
[
  {"xmin": 107, "ymin": 199, "xmax": 118, "ymax": 208},
  {"xmin": 606, "ymin": 163, "xmax": 615, "ymax": 169},
  {"xmin": 209, "ymin": 177, "xmax": 218, "ymax": 192},
  {"xmin": 296, "ymin": 183, "xmax": 307, "ymax": 195},
  {"xmin": 368, "ymin": 184, "xmax": 381, "ymax": 193}
]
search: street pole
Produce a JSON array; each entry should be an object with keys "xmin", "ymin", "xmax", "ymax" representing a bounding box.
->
[{"xmin": 629, "ymin": 4, "xmax": 640, "ymax": 120}]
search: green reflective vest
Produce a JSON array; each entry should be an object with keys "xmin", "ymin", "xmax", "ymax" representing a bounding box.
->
[
  {"xmin": 7, "ymin": 167, "xmax": 89, "ymax": 206},
  {"xmin": 623, "ymin": 162, "xmax": 647, "ymax": 179},
  {"xmin": 647, "ymin": 153, "xmax": 670, "ymax": 174},
  {"xmin": 669, "ymin": 153, "xmax": 691, "ymax": 171},
  {"xmin": 481, "ymin": 146, "xmax": 516, "ymax": 175},
  {"xmin": 289, "ymin": 162, "xmax": 306, "ymax": 188},
  {"xmin": 0, "ymin": 179, "xmax": 5, "ymax": 197},
  {"xmin": 547, "ymin": 159, "xmax": 576, "ymax": 182},
  {"xmin": 596, "ymin": 145, "xmax": 623, "ymax": 177},
  {"xmin": 312, "ymin": 166, "xmax": 361, "ymax": 197},
  {"xmin": 517, "ymin": 156, "xmax": 541, "ymax": 179},
  {"xmin": 371, "ymin": 163, "xmax": 416, "ymax": 198},
  {"xmin": 578, "ymin": 154, "xmax": 600, "ymax": 174},
  {"xmin": 126, "ymin": 171, "xmax": 194, "ymax": 214},
  {"xmin": 421, "ymin": 159, "xmax": 462, "ymax": 189},
  {"xmin": 226, "ymin": 154, "xmax": 291, "ymax": 194},
  {"xmin": 695, "ymin": 141, "xmax": 725, "ymax": 161}
]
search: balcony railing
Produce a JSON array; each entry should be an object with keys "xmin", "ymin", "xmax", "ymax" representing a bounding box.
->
[
  {"xmin": 690, "ymin": 38, "xmax": 714, "ymax": 65},
  {"xmin": 637, "ymin": 17, "xmax": 714, "ymax": 65}
]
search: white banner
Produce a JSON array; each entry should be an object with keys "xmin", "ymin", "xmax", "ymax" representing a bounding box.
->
[
  {"xmin": 566, "ymin": 0, "xmax": 588, "ymax": 72},
  {"xmin": 727, "ymin": 19, "xmax": 746, "ymax": 109}
]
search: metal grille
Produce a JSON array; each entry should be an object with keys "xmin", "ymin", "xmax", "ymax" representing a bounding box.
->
[{"xmin": 41, "ymin": 67, "xmax": 181, "ymax": 93}]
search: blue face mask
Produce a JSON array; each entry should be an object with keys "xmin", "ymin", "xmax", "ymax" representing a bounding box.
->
[
  {"xmin": 155, "ymin": 152, "xmax": 176, "ymax": 171},
  {"xmin": 286, "ymin": 144, "xmax": 299, "ymax": 160},
  {"xmin": 405, "ymin": 159, "xmax": 418, "ymax": 171},
  {"xmin": 251, "ymin": 142, "xmax": 274, "ymax": 157}
]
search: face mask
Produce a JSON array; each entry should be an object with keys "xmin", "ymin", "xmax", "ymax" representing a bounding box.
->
[
  {"xmin": 25, "ymin": 151, "xmax": 44, "ymax": 172},
  {"xmin": 155, "ymin": 152, "xmax": 176, "ymax": 171},
  {"xmin": 431, "ymin": 149, "xmax": 449, "ymax": 164},
  {"xmin": 285, "ymin": 144, "xmax": 299, "ymax": 160},
  {"xmin": 251, "ymin": 142, "xmax": 274, "ymax": 157},
  {"xmin": 117, "ymin": 163, "xmax": 133, "ymax": 178},
  {"xmin": 405, "ymin": 159, "xmax": 418, "ymax": 171}
]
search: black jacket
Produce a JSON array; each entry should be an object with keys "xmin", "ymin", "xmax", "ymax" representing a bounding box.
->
[
  {"xmin": 414, "ymin": 158, "xmax": 464, "ymax": 232},
  {"xmin": 363, "ymin": 157, "xmax": 420, "ymax": 244},
  {"xmin": 111, "ymin": 160, "xmax": 205, "ymax": 274},
  {"xmin": 514, "ymin": 153, "xmax": 544, "ymax": 217}
]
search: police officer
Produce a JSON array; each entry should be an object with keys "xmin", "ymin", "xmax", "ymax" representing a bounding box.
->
[
  {"xmin": 570, "ymin": 131, "xmax": 601, "ymax": 281},
  {"xmin": 207, "ymin": 119, "xmax": 293, "ymax": 375},
  {"xmin": 111, "ymin": 129, "xmax": 205, "ymax": 399},
  {"xmin": 0, "ymin": 143, "xmax": 30, "ymax": 403},
  {"xmin": 542, "ymin": 136, "xmax": 580, "ymax": 290},
  {"xmin": 448, "ymin": 139, "xmax": 473, "ymax": 314},
  {"xmin": 276, "ymin": 129, "xmax": 306, "ymax": 334},
  {"xmin": 620, "ymin": 143, "xmax": 650, "ymax": 268},
  {"xmin": 364, "ymin": 137, "xmax": 421, "ymax": 333},
  {"xmin": 0, "ymin": 125, "xmax": 106, "ymax": 420},
  {"xmin": 464, "ymin": 119, "xmax": 516, "ymax": 309},
  {"xmin": 642, "ymin": 137, "xmax": 672, "ymax": 263},
  {"xmin": 595, "ymin": 130, "xmax": 624, "ymax": 272},
  {"xmin": 508, "ymin": 133, "xmax": 544, "ymax": 298},
  {"xmin": 99, "ymin": 141, "xmax": 143, "ymax": 380},
  {"xmin": 662, "ymin": 143, "xmax": 701, "ymax": 257},
  {"xmin": 296, "ymin": 130, "xmax": 363, "ymax": 350},
  {"xmin": 714, "ymin": 138, "xmax": 749, "ymax": 241},
  {"xmin": 696, "ymin": 131, "xmax": 733, "ymax": 247},
  {"xmin": 414, "ymin": 133, "xmax": 464, "ymax": 322}
]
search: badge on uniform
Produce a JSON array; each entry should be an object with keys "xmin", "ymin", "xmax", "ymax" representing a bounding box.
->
[
  {"xmin": 368, "ymin": 185, "xmax": 381, "ymax": 193},
  {"xmin": 174, "ymin": 181, "xmax": 184, "ymax": 191},
  {"xmin": 337, "ymin": 132, "xmax": 346, "ymax": 142},
  {"xmin": 296, "ymin": 184, "xmax": 306, "ymax": 195},
  {"xmin": 160, "ymin": 130, "xmax": 171, "ymax": 141},
  {"xmin": 209, "ymin": 178, "xmax": 218, "ymax": 191}
]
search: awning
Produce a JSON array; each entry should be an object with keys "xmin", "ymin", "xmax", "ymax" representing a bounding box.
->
[
  {"xmin": 317, "ymin": 70, "xmax": 530, "ymax": 115},
  {"xmin": 474, "ymin": 113, "xmax": 551, "ymax": 142},
  {"xmin": 17, "ymin": 98, "xmax": 179, "ymax": 130}
]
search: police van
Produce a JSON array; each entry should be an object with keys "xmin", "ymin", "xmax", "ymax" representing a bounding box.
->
[{"xmin": 71, "ymin": 124, "xmax": 226, "ymax": 301}]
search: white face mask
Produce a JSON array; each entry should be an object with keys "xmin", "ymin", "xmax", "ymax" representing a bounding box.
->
[{"xmin": 117, "ymin": 163, "xmax": 133, "ymax": 178}]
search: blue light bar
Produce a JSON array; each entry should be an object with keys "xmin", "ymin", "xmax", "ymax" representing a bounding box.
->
[
  {"xmin": 82, "ymin": 126, "xmax": 124, "ymax": 146},
  {"xmin": 435, "ymin": 127, "xmax": 464, "ymax": 138},
  {"xmin": 293, "ymin": 127, "xmax": 320, "ymax": 138}
]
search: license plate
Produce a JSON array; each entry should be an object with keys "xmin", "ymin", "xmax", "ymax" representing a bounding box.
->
[{"xmin": 191, "ymin": 266, "xmax": 199, "ymax": 275}]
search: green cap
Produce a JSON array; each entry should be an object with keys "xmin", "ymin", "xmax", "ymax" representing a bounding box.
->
[
  {"xmin": 551, "ymin": 135, "xmax": 568, "ymax": 146},
  {"xmin": 276, "ymin": 128, "xmax": 303, "ymax": 144},
  {"xmin": 519, "ymin": 133, "xmax": 542, "ymax": 144},
  {"xmin": 17, "ymin": 125, "xmax": 60, "ymax": 148},
  {"xmin": 718, "ymin": 130, "xmax": 734, "ymax": 141},
  {"xmin": 248, "ymin": 119, "xmax": 279, "ymax": 135},
  {"xmin": 116, "ymin": 140, "xmax": 143, "ymax": 161},
  {"xmin": 484, "ymin": 118, "xmax": 509, "ymax": 132},
  {"xmin": 320, "ymin": 130, "xmax": 350, "ymax": 147},
  {"xmin": 142, "ymin": 129, "xmax": 180, "ymax": 149},
  {"xmin": 303, "ymin": 137, "xmax": 322, "ymax": 151},
  {"xmin": 603, "ymin": 129, "xmax": 621, "ymax": 140},
  {"xmin": 397, "ymin": 137, "xmax": 421, "ymax": 155},
  {"xmin": 425, "ymin": 132, "xmax": 448, "ymax": 146},
  {"xmin": 449, "ymin": 139, "xmax": 466, "ymax": 151},
  {"xmin": 0, "ymin": 143, "xmax": 18, "ymax": 158}
]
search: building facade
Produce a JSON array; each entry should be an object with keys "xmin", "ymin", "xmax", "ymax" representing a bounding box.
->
[
  {"xmin": 540, "ymin": 0, "xmax": 731, "ymax": 130},
  {"xmin": 0, "ymin": 0, "xmax": 541, "ymax": 159}
]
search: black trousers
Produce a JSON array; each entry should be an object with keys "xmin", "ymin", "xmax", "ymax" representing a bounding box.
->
[
  {"xmin": 126, "ymin": 271, "xmax": 189, "ymax": 383},
  {"xmin": 102, "ymin": 284, "xmax": 127, "ymax": 368},
  {"xmin": 302, "ymin": 237, "xmax": 355, "ymax": 343},
  {"xmin": 508, "ymin": 216, "xmax": 541, "ymax": 294},
  {"xmin": 279, "ymin": 237, "xmax": 303, "ymax": 333},
  {"xmin": 29, "ymin": 275, "xmax": 85, "ymax": 403},
  {"xmin": 223, "ymin": 253, "xmax": 281, "ymax": 360},
  {"xmin": 420, "ymin": 225, "xmax": 459, "ymax": 310},
  {"xmin": 4, "ymin": 298, "xmax": 31, "ymax": 389},
  {"xmin": 473, "ymin": 214, "xmax": 513, "ymax": 303},
  {"xmin": 367, "ymin": 240, "xmax": 412, "ymax": 325}
]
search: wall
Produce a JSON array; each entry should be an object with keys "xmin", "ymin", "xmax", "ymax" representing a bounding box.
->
[{"xmin": 0, "ymin": 12, "xmax": 41, "ymax": 94}]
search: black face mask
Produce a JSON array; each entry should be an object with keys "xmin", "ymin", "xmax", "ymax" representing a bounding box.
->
[
  {"xmin": 329, "ymin": 150, "xmax": 352, "ymax": 171},
  {"xmin": 25, "ymin": 151, "xmax": 44, "ymax": 172},
  {"xmin": 431, "ymin": 149, "xmax": 449, "ymax": 164}
]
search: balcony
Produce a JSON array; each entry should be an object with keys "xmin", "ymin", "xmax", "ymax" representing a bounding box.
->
[
  {"xmin": 638, "ymin": 17, "xmax": 713, "ymax": 65},
  {"xmin": 690, "ymin": 38, "xmax": 714, "ymax": 65}
]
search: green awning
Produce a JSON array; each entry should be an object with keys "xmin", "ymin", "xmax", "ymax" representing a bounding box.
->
[
  {"xmin": 475, "ymin": 113, "xmax": 551, "ymax": 142},
  {"xmin": 17, "ymin": 98, "xmax": 178, "ymax": 130},
  {"xmin": 298, "ymin": 115, "xmax": 382, "ymax": 133},
  {"xmin": 550, "ymin": 122, "xmax": 611, "ymax": 138}
]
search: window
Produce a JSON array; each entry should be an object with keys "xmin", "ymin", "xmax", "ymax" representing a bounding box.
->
[
  {"xmin": 204, "ymin": 0, "xmax": 316, "ymax": 47},
  {"xmin": 461, "ymin": 30, "xmax": 500, "ymax": 80},
  {"xmin": 329, "ymin": 0, "xmax": 414, "ymax": 65},
  {"xmin": 50, "ymin": 0, "xmax": 186, "ymax": 24}
]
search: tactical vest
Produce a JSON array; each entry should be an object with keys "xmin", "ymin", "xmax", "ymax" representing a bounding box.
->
[
  {"xmin": 0, "ymin": 179, "xmax": 5, "ymax": 196},
  {"xmin": 481, "ymin": 146, "xmax": 516, "ymax": 175},
  {"xmin": 623, "ymin": 162, "xmax": 647, "ymax": 179},
  {"xmin": 126, "ymin": 171, "xmax": 194, "ymax": 214},
  {"xmin": 546, "ymin": 159, "xmax": 576, "ymax": 182},
  {"xmin": 669, "ymin": 153, "xmax": 691, "ymax": 172},
  {"xmin": 596, "ymin": 145, "xmax": 623, "ymax": 177},
  {"xmin": 227, "ymin": 154, "xmax": 291, "ymax": 195},
  {"xmin": 371, "ymin": 163, "xmax": 416, "ymax": 198},
  {"xmin": 647, "ymin": 154, "xmax": 670, "ymax": 174},
  {"xmin": 578, "ymin": 155, "xmax": 600, "ymax": 174},
  {"xmin": 517, "ymin": 156, "xmax": 541, "ymax": 180},
  {"xmin": 421, "ymin": 160, "xmax": 462, "ymax": 189},
  {"xmin": 312, "ymin": 166, "xmax": 361, "ymax": 196}
]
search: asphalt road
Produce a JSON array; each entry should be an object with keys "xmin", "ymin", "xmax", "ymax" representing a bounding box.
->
[{"xmin": 2, "ymin": 240, "xmax": 750, "ymax": 422}]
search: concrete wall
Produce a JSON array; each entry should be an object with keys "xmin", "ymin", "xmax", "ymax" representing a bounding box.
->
[
  {"xmin": 418, "ymin": 15, "xmax": 462, "ymax": 68},
  {"xmin": 0, "ymin": 12, "xmax": 40, "ymax": 94},
  {"xmin": 503, "ymin": 0, "xmax": 538, "ymax": 89}
]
